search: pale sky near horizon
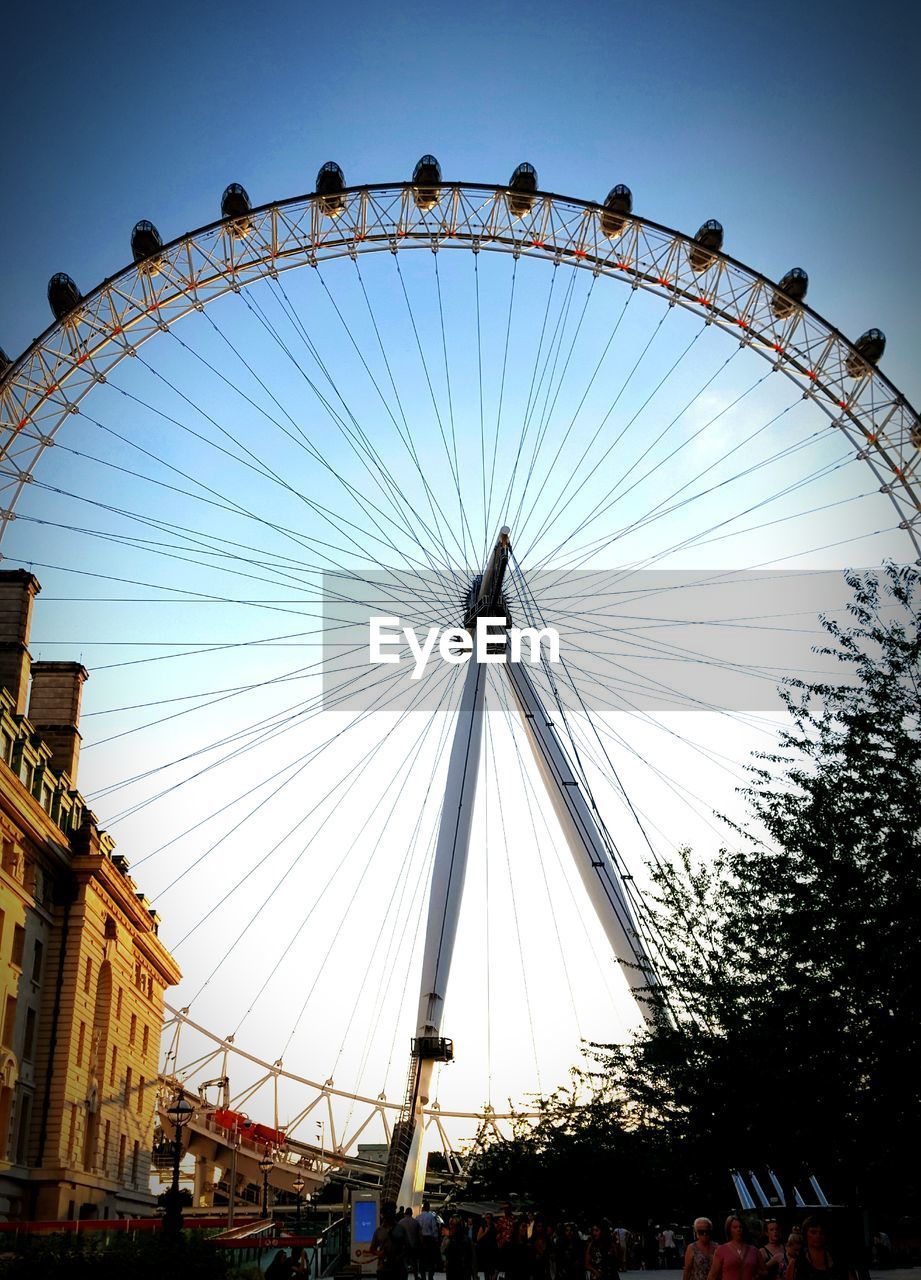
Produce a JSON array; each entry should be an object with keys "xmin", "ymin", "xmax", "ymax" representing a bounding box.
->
[{"xmin": 2, "ymin": 0, "xmax": 919, "ymax": 1153}]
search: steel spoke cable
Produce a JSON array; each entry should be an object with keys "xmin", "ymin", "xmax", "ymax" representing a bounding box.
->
[
  {"xmin": 393, "ymin": 254, "xmax": 478, "ymax": 565},
  {"xmin": 490, "ymin": 679, "xmax": 584, "ymax": 1043},
  {"xmin": 15, "ymin": 496, "xmax": 464, "ymax": 653},
  {"xmin": 359, "ymin": 715, "xmax": 454, "ymax": 1099},
  {"xmin": 94, "ymin": 649, "xmax": 413, "ymax": 817},
  {"xmin": 484, "ymin": 701, "xmax": 542, "ymax": 1092},
  {"xmin": 260, "ymin": 273, "xmax": 464, "ymax": 591},
  {"xmin": 130, "ymin": 654, "xmax": 418, "ymax": 872},
  {"xmin": 474, "ymin": 254, "xmax": 487, "ymax": 559},
  {"xmin": 509, "ymin": 286, "xmax": 634, "ymax": 548},
  {"xmin": 507, "ymin": 563, "xmax": 723, "ymax": 996},
  {"xmin": 233, "ymin": 666, "xmax": 459, "ymax": 1047},
  {"xmin": 347, "ymin": 255, "xmax": 471, "ymax": 581},
  {"xmin": 509, "ymin": 568, "xmax": 781, "ymax": 736},
  {"xmin": 507, "ymin": 269, "xmax": 592, "ymax": 537},
  {"xmin": 179, "ymin": 657, "xmax": 453, "ymax": 1003},
  {"xmin": 525, "ymin": 352, "xmax": 761, "ymax": 568},
  {"xmin": 517, "ymin": 305, "xmax": 683, "ymax": 564},
  {"xmin": 498, "ymin": 264, "xmax": 582, "ymax": 530},
  {"xmin": 538, "ymin": 391, "xmax": 812, "ymax": 576},
  {"xmin": 491, "ymin": 264, "xmax": 560, "ymax": 537},
  {"xmin": 523, "ymin": 397, "xmax": 841, "ymax": 611},
  {"xmin": 138, "ymin": 661, "xmax": 417, "ymax": 901},
  {"xmin": 554, "ymin": 447, "xmax": 856, "ymax": 600},
  {"xmin": 490, "ymin": 674, "xmax": 635, "ymax": 1042},
  {"xmin": 191, "ymin": 664, "xmax": 457, "ymax": 1034},
  {"xmin": 328, "ymin": 680, "xmax": 460, "ymax": 1097},
  {"xmin": 484, "ymin": 256, "xmax": 518, "ymax": 546},
  {"xmin": 182, "ymin": 295, "xmax": 432, "ymax": 563},
  {"xmin": 122, "ymin": 357, "xmax": 427, "ymax": 574},
  {"xmin": 145, "ymin": 331, "xmax": 442, "ymax": 589},
  {"xmin": 45, "ymin": 405, "xmax": 457, "ymax": 590},
  {"xmin": 516, "ymin": 318, "xmax": 704, "ymax": 554}
]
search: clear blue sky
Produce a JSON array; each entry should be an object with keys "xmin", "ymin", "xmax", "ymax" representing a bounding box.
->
[{"xmin": 2, "ymin": 0, "xmax": 920, "ymax": 402}]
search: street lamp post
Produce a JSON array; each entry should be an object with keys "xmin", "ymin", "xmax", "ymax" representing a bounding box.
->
[
  {"xmin": 259, "ymin": 1149, "xmax": 273, "ymax": 1219},
  {"xmin": 164, "ymin": 1091, "xmax": 193, "ymax": 1237},
  {"xmin": 293, "ymin": 1174, "xmax": 305, "ymax": 1231}
]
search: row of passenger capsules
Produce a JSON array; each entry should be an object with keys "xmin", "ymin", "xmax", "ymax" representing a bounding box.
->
[{"xmin": 0, "ymin": 158, "xmax": 885, "ymax": 381}]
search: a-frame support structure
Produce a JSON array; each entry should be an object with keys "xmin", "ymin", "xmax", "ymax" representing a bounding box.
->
[{"xmin": 381, "ymin": 529, "xmax": 659, "ymax": 1208}]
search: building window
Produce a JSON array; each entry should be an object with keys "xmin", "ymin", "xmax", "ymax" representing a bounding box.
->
[
  {"xmin": 0, "ymin": 1085, "xmax": 13, "ymax": 1157},
  {"xmin": 101, "ymin": 1119, "xmax": 110, "ymax": 1175},
  {"xmin": 1, "ymin": 840, "xmax": 21, "ymax": 880},
  {"xmin": 0, "ymin": 908, "xmax": 5, "ymax": 951},
  {"xmin": 2, "ymin": 996, "xmax": 16, "ymax": 1049},
  {"xmin": 22, "ymin": 1008, "xmax": 36, "ymax": 1062},
  {"xmin": 31, "ymin": 939, "xmax": 43, "ymax": 985},
  {"xmin": 11, "ymin": 925, "xmax": 24, "ymax": 968},
  {"xmin": 129, "ymin": 1013, "xmax": 136, "ymax": 1046},
  {"xmin": 83, "ymin": 956, "xmax": 92, "ymax": 993},
  {"xmin": 137, "ymin": 1076, "xmax": 145, "ymax": 1114},
  {"xmin": 76, "ymin": 1021, "xmax": 86, "ymax": 1067},
  {"xmin": 15, "ymin": 1091, "xmax": 32, "ymax": 1164},
  {"xmin": 109, "ymin": 1045, "xmax": 117, "ymax": 1087},
  {"xmin": 67, "ymin": 1103, "xmax": 78, "ymax": 1162},
  {"xmin": 131, "ymin": 1140, "xmax": 140, "ymax": 1186},
  {"xmin": 124, "ymin": 1066, "xmax": 132, "ymax": 1106},
  {"xmin": 142, "ymin": 1024, "xmax": 149, "ymax": 1057},
  {"xmin": 117, "ymin": 1132, "xmax": 126, "ymax": 1180},
  {"xmin": 116, "ymin": 987, "xmax": 123, "ymax": 1021}
]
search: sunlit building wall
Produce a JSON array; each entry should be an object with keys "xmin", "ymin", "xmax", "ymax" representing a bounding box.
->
[{"xmin": 0, "ymin": 570, "xmax": 181, "ymax": 1221}]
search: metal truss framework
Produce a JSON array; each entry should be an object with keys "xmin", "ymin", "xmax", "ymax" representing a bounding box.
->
[
  {"xmin": 1, "ymin": 182, "xmax": 919, "ymax": 556},
  {"xmin": 157, "ymin": 1002, "xmax": 535, "ymax": 1184}
]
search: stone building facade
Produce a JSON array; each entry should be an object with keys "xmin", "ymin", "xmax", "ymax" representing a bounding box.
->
[{"xmin": 0, "ymin": 570, "xmax": 181, "ymax": 1220}]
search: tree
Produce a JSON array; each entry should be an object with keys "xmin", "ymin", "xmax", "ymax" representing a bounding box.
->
[{"xmin": 464, "ymin": 564, "xmax": 921, "ymax": 1220}]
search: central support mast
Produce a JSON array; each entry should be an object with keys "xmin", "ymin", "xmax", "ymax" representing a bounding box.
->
[
  {"xmin": 382, "ymin": 529, "xmax": 511, "ymax": 1209},
  {"xmin": 382, "ymin": 526, "xmax": 661, "ymax": 1207}
]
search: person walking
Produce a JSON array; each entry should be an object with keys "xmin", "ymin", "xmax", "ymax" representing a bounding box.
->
[
  {"xmin": 759, "ymin": 1221, "xmax": 786, "ymax": 1280},
  {"xmin": 476, "ymin": 1211, "xmax": 499, "ymax": 1280},
  {"xmin": 708, "ymin": 1216, "xmax": 761, "ymax": 1280},
  {"xmin": 683, "ymin": 1219, "xmax": 717, "ymax": 1280},
  {"xmin": 417, "ymin": 1200, "xmax": 443, "ymax": 1280},
  {"xmin": 787, "ymin": 1217, "xmax": 839, "ymax": 1280}
]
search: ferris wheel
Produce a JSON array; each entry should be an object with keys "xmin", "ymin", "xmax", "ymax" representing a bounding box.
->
[{"xmin": 2, "ymin": 156, "xmax": 919, "ymax": 1206}]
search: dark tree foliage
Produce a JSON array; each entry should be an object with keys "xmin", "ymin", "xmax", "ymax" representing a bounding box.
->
[{"xmin": 463, "ymin": 564, "xmax": 920, "ymax": 1220}]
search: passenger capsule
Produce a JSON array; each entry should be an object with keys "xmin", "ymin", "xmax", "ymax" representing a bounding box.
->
[
  {"xmin": 507, "ymin": 162, "xmax": 538, "ymax": 218},
  {"xmin": 846, "ymin": 328, "xmax": 886, "ymax": 379},
  {"xmin": 412, "ymin": 154, "xmax": 442, "ymax": 211},
  {"xmin": 316, "ymin": 162, "xmax": 346, "ymax": 217},
  {"xmin": 689, "ymin": 219, "xmax": 724, "ymax": 273},
  {"xmin": 221, "ymin": 183, "xmax": 252, "ymax": 236},
  {"xmin": 0, "ymin": 346, "xmax": 10, "ymax": 376},
  {"xmin": 600, "ymin": 184, "xmax": 633, "ymax": 239},
  {"xmin": 131, "ymin": 220, "xmax": 163, "ymax": 266},
  {"xmin": 911, "ymin": 419, "xmax": 921, "ymax": 452},
  {"xmin": 47, "ymin": 273, "xmax": 82, "ymax": 322},
  {"xmin": 772, "ymin": 267, "xmax": 808, "ymax": 319}
]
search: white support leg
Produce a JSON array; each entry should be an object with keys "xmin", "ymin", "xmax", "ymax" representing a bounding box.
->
[
  {"xmin": 415, "ymin": 653, "xmax": 488, "ymax": 1038},
  {"xmin": 395, "ymin": 654, "xmax": 487, "ymax": 1208},
  {"xmin": 504, "ymin": 659, "xmax": 660, "ymax": 1022}
]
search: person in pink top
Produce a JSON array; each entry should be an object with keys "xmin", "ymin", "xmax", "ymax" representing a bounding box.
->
[{"xmin": 708, "ymin": 1216, "xmax": 763, "ymax": 1280}]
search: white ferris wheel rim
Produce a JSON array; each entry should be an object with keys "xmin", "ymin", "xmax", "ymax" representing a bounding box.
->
[
  {"xmin": 3, "ymin": 176, "xmax": 921, "ymax": 1150},
  {"xmin": 1, "ymin": 179, "xmax": 919, "ymax": 558}
]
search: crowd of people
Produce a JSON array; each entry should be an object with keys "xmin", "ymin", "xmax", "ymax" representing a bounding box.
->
[{"xmin": 363, "ymin": 1204, "xmax": 844, "ymax": 1280}]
